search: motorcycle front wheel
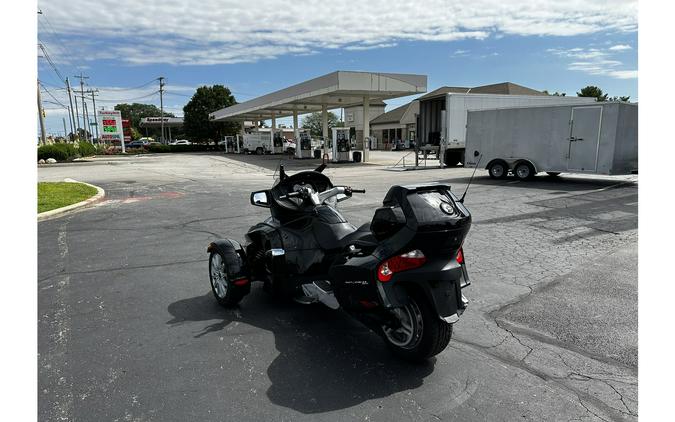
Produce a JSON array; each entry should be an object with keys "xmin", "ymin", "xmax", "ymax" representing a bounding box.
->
[
  {"xmin": 381, "ymin": 290, "xmax": 453, "ymax": 361},
  {"xmin": 209, "ymin": 251, "xmax": 245, "ymax": 307}
]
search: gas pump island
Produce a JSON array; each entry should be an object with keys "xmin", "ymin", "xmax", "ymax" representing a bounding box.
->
[
  {"xmin": 331, "ymin": 127, "xmax": 352, "ymax": 163},
  {"xmin": 208, "ymin": 71, "xmax": 428, "ymax": 164},
  {"xmin": 272, "ymin": 130, "xmax": 284, "ymax": 154},
  {"xmin": 296, "ymin": 130, "xmax": 313, "ymax": 159}
]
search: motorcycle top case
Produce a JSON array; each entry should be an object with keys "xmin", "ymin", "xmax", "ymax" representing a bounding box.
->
[{"xmin": 374, "ymin": 184, "xmax": 471, "ymax": 258}]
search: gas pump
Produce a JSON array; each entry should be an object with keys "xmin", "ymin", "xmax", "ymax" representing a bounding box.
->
[
  {"xmin": 271, "ymin": 130, "xmax": 284, "ymax": 154},
  {"xmin": 331, "ymin": 127, "xmax": 351, "ymax": 163},
  {"xmin": 224, "ymin": 136, "xmax": 235, "ymax": 153},
  {"xmin": 296, "ymin": 130, "xmax": 313, "ymax": 159}
]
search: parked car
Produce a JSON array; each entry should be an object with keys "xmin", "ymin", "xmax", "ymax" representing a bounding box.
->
[
  {"xmin": 126, "ymin": 140, "xmax": 150, "ymax": 149},
  {"xmin": 169, "ymin": 139, "xmax": 191, "ymax": 146}
]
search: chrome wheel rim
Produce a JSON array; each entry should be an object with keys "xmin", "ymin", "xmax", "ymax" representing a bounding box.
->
[
  {"xmin": 382, "ymin": 300, "xmax": 424, "ymax": 349},
  {"xmin": 491, "ymin": 165, "xmax": 504, "ymax": 178},
  {"xmin": 516, "ymin": 165, "xmax": 530, "ymax": 179},
  {"xmin": 210, "ymin": 253, "xmax": 228, "ymax": 299}
]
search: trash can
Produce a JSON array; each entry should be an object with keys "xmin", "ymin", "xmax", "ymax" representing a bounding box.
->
[
  {"xmin": 313, "ymin": 149, "xmax": 321, "ymax": 159},
  {"xmin": 352, "ymin": 151, "xmax": 362, "ymax": 163}
]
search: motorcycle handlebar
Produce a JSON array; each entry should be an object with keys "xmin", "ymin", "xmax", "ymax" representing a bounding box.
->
[
  {"xmin": 350, "ymin": 189, "xmax": 366, "ymax": 194},
  {"xmin": 279, "ymin": 191, "xmax": 302, "ymax": 200}
]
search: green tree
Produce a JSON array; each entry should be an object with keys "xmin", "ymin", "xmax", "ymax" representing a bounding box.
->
[
  {"xmin": 183, "ymin": 85, "xmax": 238, "ymax": 143},
  {"xmin": 577, "ymin": 86, "xmax": 608, "ymax": 101},
  {"xmin": 608, "ymin": 96, "xmax": 631, "ymax": 102},
  {"xmin": 301, "ymin": 111, "xmax": 340, "ymax": 137}
]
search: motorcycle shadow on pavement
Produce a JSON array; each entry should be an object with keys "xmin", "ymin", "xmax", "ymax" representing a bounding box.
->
[{"xmin": 166, "ymin": 288, "xmax": 436, "ymax": 414}]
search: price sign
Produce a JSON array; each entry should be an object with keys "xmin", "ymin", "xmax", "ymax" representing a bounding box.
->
[{"xmin": 97, "ymin": 110, "xmax": 125, "ymax": 152}]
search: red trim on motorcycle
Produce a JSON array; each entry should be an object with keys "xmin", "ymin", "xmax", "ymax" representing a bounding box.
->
[
  {"xmin": 377, "ymin": 249, "xmax": 427, "ymax": 282},
  {"xmin": 456, "ymin": 247, "xmax": 464, "ymax": 265},
  {"xmin": 233, "ymin": 278, "xmax": 249, "ymax": 286}
]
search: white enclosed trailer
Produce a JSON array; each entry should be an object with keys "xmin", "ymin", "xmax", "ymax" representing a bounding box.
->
[
  {"xmin": 417, "ymin": 92, "xmax": 596, "ymax": 166},
  {"xmin": 464, "ymin": 102, "xmax": 638, "ymax": 180}
]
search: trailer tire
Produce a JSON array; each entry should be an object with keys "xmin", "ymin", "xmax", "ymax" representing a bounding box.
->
[
  {"xmin": 488, "ymin": 161, "xmax": 508, "ymax": 179},
  {"xmin": 255, "ymin": 147, "xmax": 263, "ymax": 155},
  {"xmin": 514, "ymin": 162, "xmax": 535, "ymax": 181}
]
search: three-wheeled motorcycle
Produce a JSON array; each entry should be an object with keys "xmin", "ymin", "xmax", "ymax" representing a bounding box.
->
[{"xmin": 207, "ymin": 165, "xmax": 471, "ymax": 360}]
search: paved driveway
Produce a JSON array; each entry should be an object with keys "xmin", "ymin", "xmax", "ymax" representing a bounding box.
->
[{"xmin": 39, "ymin": 153, "xmax": 637, "ymax": 421}]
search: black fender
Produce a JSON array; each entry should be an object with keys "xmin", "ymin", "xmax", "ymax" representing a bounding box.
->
[
  {"xmin": 379, "ymin": 260, "xmax": 466, "ymax": 322},
  {"xmin": 207, "ymin": 239, "xmax": 251, "ymax": 294}
]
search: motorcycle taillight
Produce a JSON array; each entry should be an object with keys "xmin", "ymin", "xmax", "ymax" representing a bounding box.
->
[
  {"xmin": 377, "ymin": 250, "xmax": 427, "ymax": 282},
  {"xmin": 456, "ymin": 247, "xmax": 464, "ymax": 265}
]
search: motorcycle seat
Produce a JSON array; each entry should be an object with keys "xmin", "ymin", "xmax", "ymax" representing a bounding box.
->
[{"xmin": 340, "ymin": 223, "xmax": 376, "ymax": 248}]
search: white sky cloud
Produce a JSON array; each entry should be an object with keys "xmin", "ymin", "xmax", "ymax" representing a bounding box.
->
[
  {"xmin": 38, "ymin": 0, "xmax": 638, "ymax": 66},
  {"xmin": 548, "ymin": 46, "xmax": 637, "ymax": 79},
  {"xmin": 609, "ymin": 44, "xmax": 633, "ymax": 51}
]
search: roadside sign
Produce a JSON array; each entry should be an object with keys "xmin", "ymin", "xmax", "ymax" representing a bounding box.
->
[{"xmin": 98, "ymin": 110, "xmax": 125, "ymax": 153}]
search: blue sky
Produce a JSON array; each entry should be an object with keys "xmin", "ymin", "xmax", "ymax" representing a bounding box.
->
[{"xmin": 37, "ymin": 0, "xmax": 638, "ymax": 135}]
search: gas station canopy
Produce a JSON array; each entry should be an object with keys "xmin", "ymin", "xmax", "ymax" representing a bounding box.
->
[{"xmin": 209, "ymin": 71, "xmax": 427, "ymax": 122}]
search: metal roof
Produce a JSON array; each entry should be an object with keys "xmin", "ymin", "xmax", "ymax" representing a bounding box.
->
[
  {"xmin": 417, "ymin": 82, "xmax": 546, "ymax": 101},
  {"xmin": 209, "ymin": 71, "xmax": 427, "ymax": 122}
]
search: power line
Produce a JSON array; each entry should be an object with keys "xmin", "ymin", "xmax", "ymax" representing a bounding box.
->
[
  {"xmin": 38, "ymin": 42, "xmax": 66, "ymax": 83},
  {"xmin": 38, "ymin": 13, "xmax": 83, "ymax": 74},
  {"xmin": 94, "ymin": 91, "xmax": 160, "ymax": 103},
  {"xmin": 92, "ymin": 78, "xmax": 160, "ymax": 92},
  {"xmin": 39, "ymin": 82, "xmax": 68, "ymax": 110}
]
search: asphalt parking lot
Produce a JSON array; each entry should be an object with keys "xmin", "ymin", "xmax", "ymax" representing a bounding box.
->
[{"xmin": 38, "ymin": 151, "xmax": 638, "ymax": 421}]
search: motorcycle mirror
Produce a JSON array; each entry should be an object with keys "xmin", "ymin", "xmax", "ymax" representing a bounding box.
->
[{"xmin": 250, "ymin": 190, "xmax": 271, "ymax": 208}]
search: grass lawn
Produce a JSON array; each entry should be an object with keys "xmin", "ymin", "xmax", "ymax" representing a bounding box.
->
[{"xmin": 38, "ymin": 182, "xmax": 98, "ymax": 213}]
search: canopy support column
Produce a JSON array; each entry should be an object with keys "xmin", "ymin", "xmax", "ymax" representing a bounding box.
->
[
  {"xmin": 270, "ymin": 113, "xmax": 276, "ymax": 152},
  {"xmin": 293, "ymin": 110, "xmax": 301, "ymax": 159},
  {"xmin": 362, "ymin": 96, "xmax": 370, "ymax": 163},
  {"xmin": 322, "ymin": 104, "xmax": 328, "ymax": 156}
]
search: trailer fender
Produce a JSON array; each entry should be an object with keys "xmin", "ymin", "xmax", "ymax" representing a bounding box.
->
[
  {"xmin": 485, "ymin": 158, "xmax": 509, "ymax": 171},
  {"xmin": 512, "ymin": 159, "xmax": 539, "ymax": 174}
]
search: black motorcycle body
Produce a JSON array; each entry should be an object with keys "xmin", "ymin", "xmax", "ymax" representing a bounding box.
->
[{"xmin": 207, "ymin": 166, "xmax": 471, "ymax": 360}]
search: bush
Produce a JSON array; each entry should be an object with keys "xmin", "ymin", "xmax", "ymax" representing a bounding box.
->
[
  {"xmin": 77, "ymin": 141, "xmax": 96, "ymax": 157},
  {"xmin": 38, "ymin": 143, "xmax": 77, "ymax": 161},
  {"xmin": 148, "ymin": 144, "xmax": 171, "ymax": 153}
]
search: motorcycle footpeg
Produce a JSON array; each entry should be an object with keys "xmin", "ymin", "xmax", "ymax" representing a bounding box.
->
[{"xmin": 300, "ymin": 281, "xmax": 339, "ymax": 310}]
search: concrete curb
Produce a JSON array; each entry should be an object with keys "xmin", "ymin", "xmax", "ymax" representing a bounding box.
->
[{"xmin": 38, "ymin": 179, "xmax": 105, "ymax": 222}]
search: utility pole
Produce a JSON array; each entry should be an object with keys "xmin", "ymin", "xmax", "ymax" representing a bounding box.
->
[
  {"xmin": 65, "ymin": 77, "xmax": 77, "ymax": 140},
  {"xmin": 74, "ymin": 72, "xmax": 89, "ymax": 140},
  {"xmin": 83, "ymin": 100, "xmax": 91, "ymax": 142},
  {"xmin": 159, "ymin": 76, "xmax": 165, "ymax": 144},
  {"xmin": 62, "ymin": 118, "xmax": 67, "ymax": 140},
  {"xmin": 87, "ymin": 89, "xmax": 100, "ymax": 140},
  {"xmin": 37, "ymin": 80, "xmax": 47, "ymax": 146},
  {"xmin": 66, "ymin": 106, "xmax": 74, "ymax": 139}
]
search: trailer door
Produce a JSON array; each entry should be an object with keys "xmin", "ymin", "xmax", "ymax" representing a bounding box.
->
[{"xmin": 568, "ymin": 106, "xmax": 602, "ymax": 172}]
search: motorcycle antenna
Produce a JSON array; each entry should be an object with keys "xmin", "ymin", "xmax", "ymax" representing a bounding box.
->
[
  {"xmin": 314, "ymin": 163, "xmax": 327, "ymax": 173},
  {"xmin": 459, "ymin": 152, "xmax": 482, "ymax": 204}
]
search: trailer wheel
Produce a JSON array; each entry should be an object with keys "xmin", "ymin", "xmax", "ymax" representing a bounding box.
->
[
  {"xmin": 514, "ymin": 162, "xmax": 535, "ymax": 181},
  {"xmin": 488, "ymin": 161, "xmax": 508, "ymax": 179},
  {"xmin": 255, "ymin": 147, "xmax": 263, "ymax": 155}
]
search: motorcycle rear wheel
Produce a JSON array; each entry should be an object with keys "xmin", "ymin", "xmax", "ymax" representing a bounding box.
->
[{"xmin": 381, "ymin": 290, "xmax": 453, "ymax": 361}]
